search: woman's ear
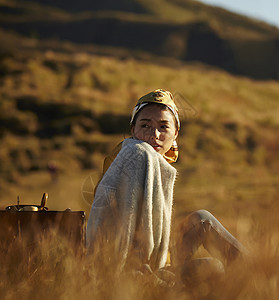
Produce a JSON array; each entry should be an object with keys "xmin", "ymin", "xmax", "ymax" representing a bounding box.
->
[
  {"xmin": 131, "ymin": 125, "xmax": 135, "ymax": 137},
  {"xmin": 174, "ymin": 129, "xmax": 179, "ymax": 140}
]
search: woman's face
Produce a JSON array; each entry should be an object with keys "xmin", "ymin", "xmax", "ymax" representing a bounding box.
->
[{"xmin": 131, "ymin": 104, "xmax": 178, "ymax": 156}]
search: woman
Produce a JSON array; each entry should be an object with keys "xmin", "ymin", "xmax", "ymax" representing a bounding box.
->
[{"xmin": 86, "ymin": 89, "xmax": 246, "ymax": 279}]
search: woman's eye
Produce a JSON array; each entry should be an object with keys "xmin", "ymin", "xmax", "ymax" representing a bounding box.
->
[
  {"xmin": 161, "ymin": 125, "xmax": 169, "ymax": 129},
  {"xmin": 141, "ymin": 124, "xmax": 149, "ymax": 128}
]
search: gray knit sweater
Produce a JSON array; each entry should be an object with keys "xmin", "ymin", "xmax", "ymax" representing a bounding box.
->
[{"xmin": 86, "ymin": 138, "xmax": 177, "ymax": 271}]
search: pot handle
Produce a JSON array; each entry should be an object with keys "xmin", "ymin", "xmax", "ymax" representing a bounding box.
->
[{"xmin": 40, "ymin": 192, "xmax": 48, "ymax": 209}]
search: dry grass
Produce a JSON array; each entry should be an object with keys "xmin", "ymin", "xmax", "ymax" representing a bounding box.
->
[{"xmin": 0, "ymin": 208, "xmax": 278, "ymax": 300}]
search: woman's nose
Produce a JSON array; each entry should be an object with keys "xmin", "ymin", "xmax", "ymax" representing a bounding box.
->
[{"xmin": 151, "ymin": 128, "xmax": 159, "ymax": 140}]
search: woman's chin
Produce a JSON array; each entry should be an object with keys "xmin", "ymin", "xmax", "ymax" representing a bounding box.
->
[{"xmin": 152, "ymin": 146, "xmax": 164, "ymax": 155}]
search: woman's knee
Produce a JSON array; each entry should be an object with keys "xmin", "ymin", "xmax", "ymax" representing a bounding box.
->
[
  {"xmin": 182, "ymin": 209, "xmax": 214, "ymax": 228},
  {"xmin": 172, "ymin": 210, "xmax": 216, "ymax": 265},
  {"xmin": 193, "ymin": 209, "xmax": 215, "ymax": 222}
]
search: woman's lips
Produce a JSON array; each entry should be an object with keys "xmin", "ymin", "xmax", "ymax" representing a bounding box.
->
[{"xmin": 151, "ymin": 144, "xmax": 161, "ymax": 151}]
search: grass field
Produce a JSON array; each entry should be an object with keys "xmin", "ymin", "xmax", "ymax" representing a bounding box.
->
[{"xmin": 0, "ymin": 28, "xmax": 279, "ymax": 298}]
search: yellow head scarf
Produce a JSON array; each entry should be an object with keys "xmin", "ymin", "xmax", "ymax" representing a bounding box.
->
[{"xmin": 130, "ymin": 89, "xmax": 180, "ymax": 163}]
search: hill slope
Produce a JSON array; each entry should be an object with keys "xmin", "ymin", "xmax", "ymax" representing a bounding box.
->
[
  {"xmin": 0, "ymin": 0, "xmax": 279, "ymax": 79},
  {"xmin": 0, "ymin": 1, "xmax": 278, "ymax": 212},
  {"xmin": 0, "ymin": 40, "xmax": 278, "ymax": 208}
]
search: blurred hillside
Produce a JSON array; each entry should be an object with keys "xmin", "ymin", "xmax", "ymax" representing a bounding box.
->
[
  {"xmin": 0, "ymin": 0, "xmax": 278, "ymax": 217},
  {"xmin": 0, "ymin": 33, "xmax": 278, "ymax": 213},
  {"xmin": 0, "ymin": 0, "xmax": 279, "ymax": 80}
]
